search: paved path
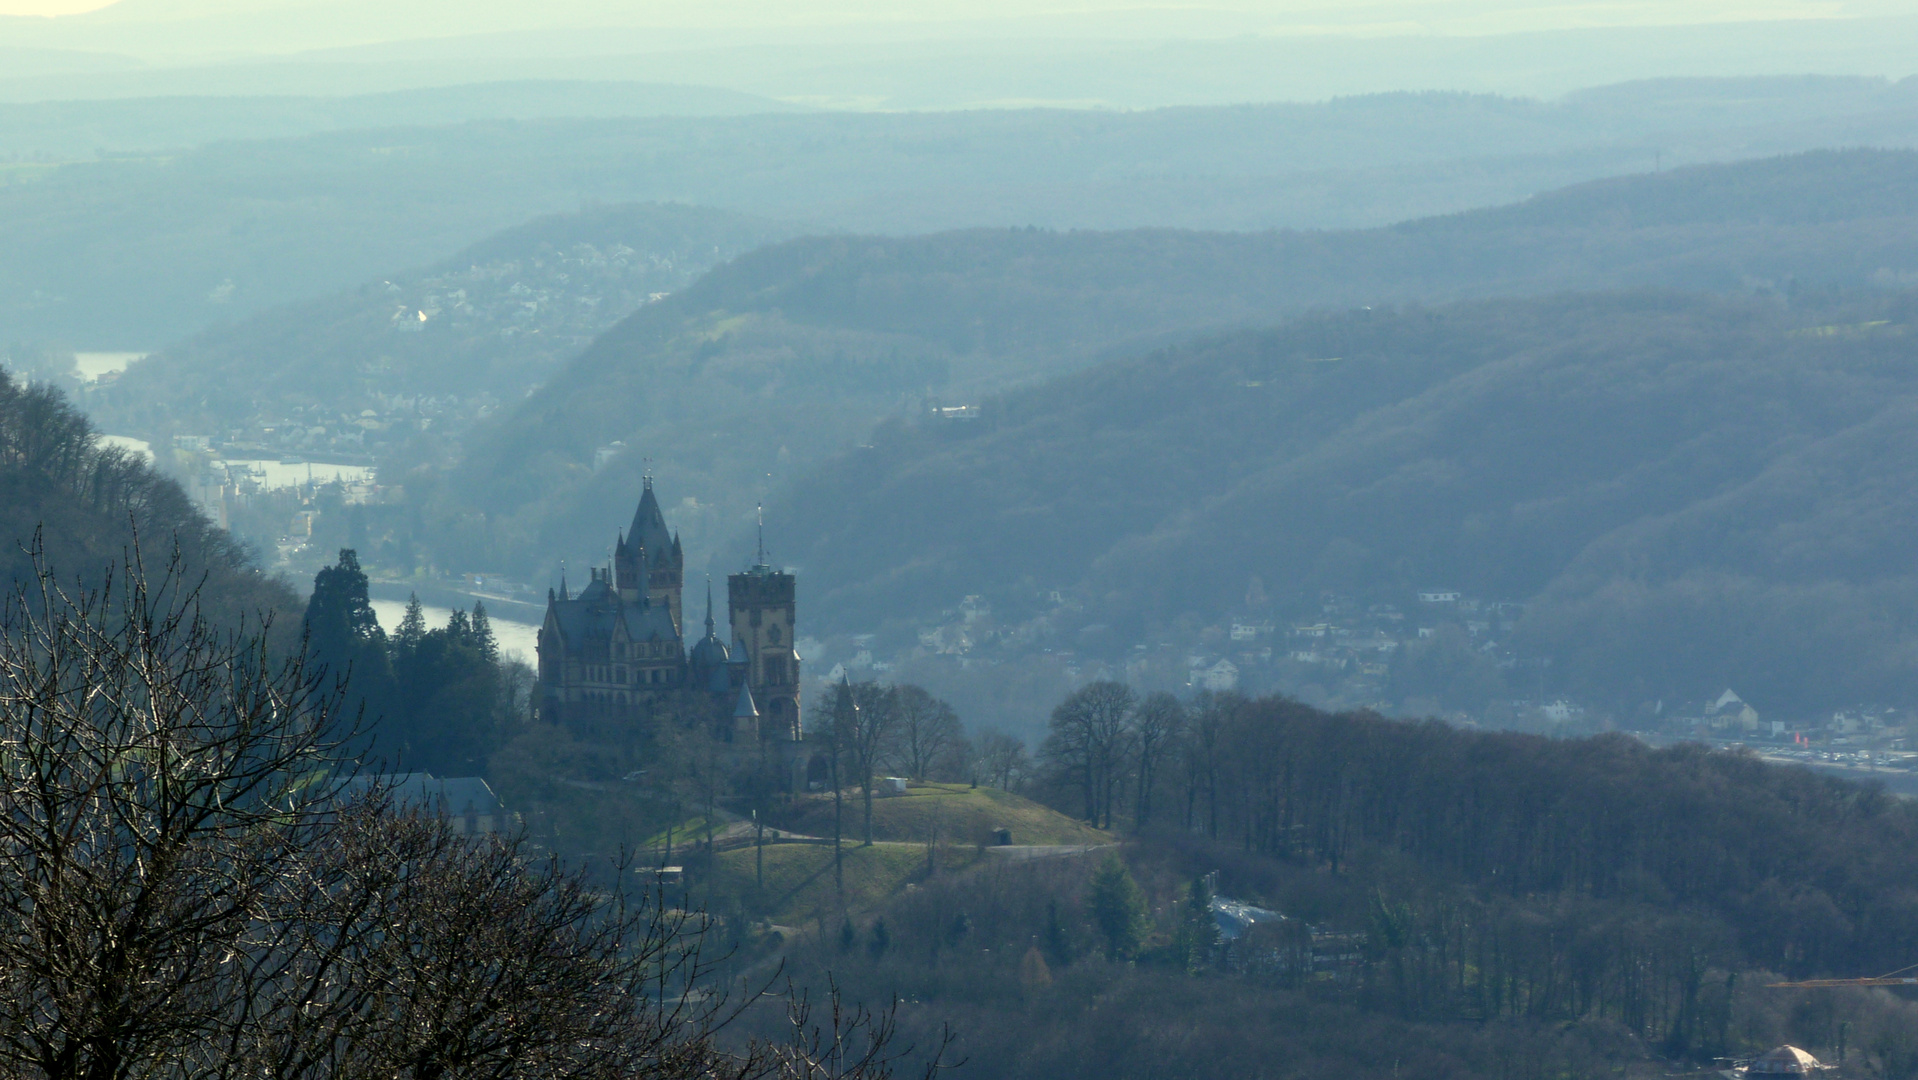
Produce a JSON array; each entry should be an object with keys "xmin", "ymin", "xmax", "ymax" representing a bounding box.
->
[{"xmin": 986, "ymin": 843, "xmax": 1115, "ymax": 862}]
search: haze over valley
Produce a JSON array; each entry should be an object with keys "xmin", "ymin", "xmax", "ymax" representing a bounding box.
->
[{"xmin": 14, "ymin": 4, "xmax": 1918, "ymax": 1077}]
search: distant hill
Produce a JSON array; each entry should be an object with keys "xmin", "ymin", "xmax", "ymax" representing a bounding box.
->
[
  {"xmin": 7, "ymin": 3, "xmax": 1918, "ymax": 114},
  {"xmin": 16, "ymin": 78, "xmax": 1918, "ymax": 346},
  {"xmin": 0, "ymin": 81, "xmax": 799, "ymax": 158},
  {"xmin": 767, "ymin": 288, "xmax": 1918, "ymax": 717},
  {"xmin": 434, "ymin": 148, "xmax": 1918, "ymax": 591}
]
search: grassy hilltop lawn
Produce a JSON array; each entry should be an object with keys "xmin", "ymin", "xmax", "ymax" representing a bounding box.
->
[
  {"xmin": 773, "ymin": 783, "xmax": 1110, "ymax": 848},
  {"xmin": 703, "ymin": 784, "xmax": 1112, "ymax": 925}
]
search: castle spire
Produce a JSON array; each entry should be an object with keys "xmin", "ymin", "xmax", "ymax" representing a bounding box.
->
[
  {"xmin": 755, "ymin": 502, "xmax": 768, "ymax": 569},
  {"xmin": 628, "ymin": 474, "xmax": 672, "ymax": 558},
  {"xmin": 704, "ymin": 576, "xmax": 716, "ymax": 638}
]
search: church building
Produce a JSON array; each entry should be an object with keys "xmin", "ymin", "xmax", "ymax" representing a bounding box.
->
[{"xmin": 535, "ymin": 477, "xmax": 807, "ymax": 780}]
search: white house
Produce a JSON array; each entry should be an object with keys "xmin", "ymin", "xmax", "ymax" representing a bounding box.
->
[
  {"xmin": 1706, "ymin": 688, "xmax": 1761, "ymax": 731},
  {"xmin": 1198, "ymin": 659, "xmax": 1239, "ymax": 692}
]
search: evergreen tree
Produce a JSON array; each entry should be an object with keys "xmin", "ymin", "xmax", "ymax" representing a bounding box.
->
[
  {"xmin": 471, "ymin": 600, "xmax": 499, "ymax": 666},
  {"xmin": 388, "ymin": 604, "xmax": 507, "ymax": 775},
  {"xmin": 1177, "ymin": 875, "xmax": 1221, "ymax": 973},
  {"xmin": 303, "ymin": 549, "xmax": 392, "ymax": 732},
  {"xmin": 1087, "ymin": 854, "xmax": 1149, "ymax": 962},
  {"xmin": 1043, "ymin": 899, "xmax": 1074, "ymax": 968},
  {"xmin": 393, "ymin": 592, "xmax": 427, "ymax": 656}
]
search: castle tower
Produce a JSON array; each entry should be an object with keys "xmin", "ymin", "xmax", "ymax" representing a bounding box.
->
[
  {"xmin": 614, "ymin": 476, "xmax": 683, "ymax": 633},
  {"xmin": 728, "ymin": 518, "xmax": 800, "ymax": 741}
]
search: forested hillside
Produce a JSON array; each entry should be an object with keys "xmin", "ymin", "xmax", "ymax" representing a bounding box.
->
[
  {"xmin": 758, "ymin": 693, "xmax": 1918, "ymax": 1080},
  {"xmin": 769, "ymin": 289, "xmax": 1918, "ymax": 716},
  {"xmin": 432, "ymin": 149, "xmax": 1918, "ymax": 588},
  {"xmin": 0, "ymin": 366, "xmax": 294, "ymax": 626}
]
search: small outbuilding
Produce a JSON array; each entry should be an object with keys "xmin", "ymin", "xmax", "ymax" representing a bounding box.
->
[{"xmin": 1744, "ymin": 1045, "xmax": 1829, "ymax": 1076}]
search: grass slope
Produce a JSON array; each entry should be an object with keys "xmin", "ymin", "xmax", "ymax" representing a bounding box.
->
[
  {"xmin": 775, "ymin": 783, "xmax": 1111, "ymax": 847},
  {"xmin": 701, "ymin": 784, "xmax": 1105, "ymax": 923},
  {"xmin": 707, "ymin": 841, "xmax": 989, "ymax": 926}
]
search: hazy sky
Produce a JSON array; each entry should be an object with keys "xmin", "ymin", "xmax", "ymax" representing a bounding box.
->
[
  {"xmin": 4, "ymin": 0, "xmax": 109, "ymax": 11},
  {"xmin": 0, "ymin": 0, "xmax": 1896, "ymax": 30}
]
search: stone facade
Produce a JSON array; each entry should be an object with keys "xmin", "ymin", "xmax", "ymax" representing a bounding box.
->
[{"xmin": 535, "ymin": 478, "xmax": 806, "ymax": 776}]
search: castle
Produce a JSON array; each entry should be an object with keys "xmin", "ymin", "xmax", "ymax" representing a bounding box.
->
[{"xmin": 535, "ymin": 477, "xmax": 810, "ymax": 782}]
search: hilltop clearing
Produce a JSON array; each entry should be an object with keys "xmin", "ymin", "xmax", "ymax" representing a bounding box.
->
[{"xmin": 770, "ymin": 783, "xmax": 1110, "ymax": 848}]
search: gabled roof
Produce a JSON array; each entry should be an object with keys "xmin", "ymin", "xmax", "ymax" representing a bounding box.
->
[{"xmin": 544, "ymin": 579, "xmax": 679, "ymax": 657}]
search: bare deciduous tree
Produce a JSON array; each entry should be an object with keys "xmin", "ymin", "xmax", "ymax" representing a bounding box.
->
[
  {"xmin": 1040, "ymin": 681, "xmax": 1136, "ymax": 829},
  {"xmin": 1130, "ymin": 692, "xmax": 1186, "ymax": 831},
  {"xmin": 886, "ymin": 685, "xmax": 964, "ymax": 782},
  {"xmin": 837, "ymin": 680, "xmax": 899, "ymax": 847},
  {"xmin": 0, "ymin": 540, "xmax": 946, "ymax": 1080},
  {"xmin": 0, "ymin": 537, "xmax": 354, "ymax": 1080},
  {"xmin": 972, "ymin": 730, "xmax": 1030, "ymax": 792}
]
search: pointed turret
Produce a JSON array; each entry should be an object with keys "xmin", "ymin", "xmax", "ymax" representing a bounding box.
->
[
  {"xmin": 615, "ymin": 472, "xmax": 683, "ymax": 631},
  {"xmin": 689, "ymin": 578, "xmax": 731, "ymax": 691},
  {"xmin": 627, "ymin": 475, "xmax": 674, "ymax": 557},
  {"xmin": 734, "ymin": 682, "xmax": 760, "ymax": 721}
]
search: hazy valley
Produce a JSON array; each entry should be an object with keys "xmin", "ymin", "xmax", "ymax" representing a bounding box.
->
[{"xmin": 9, "ymin": 14, "xmax": 1918, "ymax": 1075}]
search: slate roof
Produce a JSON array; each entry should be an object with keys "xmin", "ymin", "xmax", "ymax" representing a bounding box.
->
[
  {"xmin": 627, "ymin": 479, "xmax": 675, "ymax": 559},
  {"xmin": 1211, "ymin": 896, "xmax": 1286, "ymax": 942},
  {"xmin": 339, "ymin": 773, "xmax": 508, "ymax": 819},
  {"xmin": 545, "ymin": 571, "xmax": 679, "ymax": 659}
]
